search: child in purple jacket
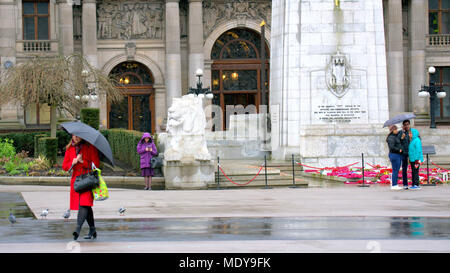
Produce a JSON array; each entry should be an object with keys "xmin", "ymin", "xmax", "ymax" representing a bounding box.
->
[{"xmin": 137, "ymin": 132, "xmax": 157, "ymax": 190}]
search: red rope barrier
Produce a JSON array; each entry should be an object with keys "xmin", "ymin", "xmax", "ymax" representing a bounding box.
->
[
  {"xmin": 218, "ymin": 165, "xmax": 264, "ymax": 186},
  {"xmin": 295, "ymin": 162, "xmax": 324, "ymax": 170},
  {"xmin": 296, "ymin": 162, "xmax": 358, "ymax": 170},
  {"xmin": 431, "ymin": 162, "xmax": 450, "ymax": 172},
  {"xmin": 341, "ymin": 162, "xmax": 359, "ymax": 168}
]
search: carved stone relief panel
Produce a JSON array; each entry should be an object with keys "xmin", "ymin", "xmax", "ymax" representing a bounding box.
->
[
  {"xmin": 202, "ymin": 0, "xmax": 271, "ymax": 39},
  {"xmin": 97, "ymin": 0, "xmax": 164, "ymax": 40}
]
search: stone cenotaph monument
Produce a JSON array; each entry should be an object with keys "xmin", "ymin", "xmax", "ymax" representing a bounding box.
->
[
  {"xmin": 162, "ymin": 94, "xmax": 215, "ymax": 189},
  {"xmin": 270, "ymin": 0, "xmax": 390, "ymax": 166}
]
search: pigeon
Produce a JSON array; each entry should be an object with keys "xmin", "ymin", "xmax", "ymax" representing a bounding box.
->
[
  {"xmin": 40, "ymin": 208, "xmax": 49, "ymax": 219},
  {"xmin": 8, "ymin": 210, "xmax": 16, "ymax": 225},
  {"xmin": 118, "ymin": 207, "xmax": 126, "ymax": 216},
  {"xmin": 63, "ymin": 209, "xmax": 70, "ymax": 221}
]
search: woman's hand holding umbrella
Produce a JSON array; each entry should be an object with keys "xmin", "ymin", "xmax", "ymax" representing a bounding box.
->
[{"xmin": 69, "ymin": 154, "xmax": 83, "ymax": 172}]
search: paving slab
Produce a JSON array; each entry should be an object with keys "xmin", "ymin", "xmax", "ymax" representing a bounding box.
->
[
  {"xmin": 2, "ymin": 184, "xmax": 449, "ymax": 220},
  {"xmin": 1, "ymin": 239, "xmax": 449, "ymax": 253}
]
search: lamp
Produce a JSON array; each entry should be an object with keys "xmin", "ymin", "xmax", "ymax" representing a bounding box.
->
[
  {"xmin": 81, "ymin": 69, "xmax": 89, "ymax": 78},
  {"xmin": 188, "ymin": 68, "xmax": 213, "ymax": 99},
  {"xmin": 437, "ymin": 91, "xmax": 447, "ymax": 99},
  {"xmin": 418, "ymin": 86, "xmax": 430, "ymax": 98},
  {"xmin": 90, "ymin": 93, "xmax": 98, "ymax": 101},
  {"xmin": 418, "ymin": 66, "xmax": 447, "ymax": 128}
]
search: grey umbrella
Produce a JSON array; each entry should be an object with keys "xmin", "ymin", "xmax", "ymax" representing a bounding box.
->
[
  {"xmin": 60, "ymin": 121, "xmax": 114, "ymax": 167},
  {"xmin": 383, "ymin": 113, "xmax": 416, "ymax": 128}
]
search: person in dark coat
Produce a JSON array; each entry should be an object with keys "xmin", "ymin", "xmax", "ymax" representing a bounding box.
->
[
  {"xmin": 399, "ymin": 120, "xmax": 411, "ymax": 189},
  {"xmin": 62, "ymin": 135, "xmax": 100, "ymax": 240},
  {"xmin": 386, "ymin": 125, "xmax": 403, "ymax": 190},
  {"xmin": 137, "ymin": 132, "xmax": 157, "ymax": 190}
]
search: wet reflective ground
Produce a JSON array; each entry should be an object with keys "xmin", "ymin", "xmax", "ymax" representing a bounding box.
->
[{"xmin": 1, "ymin": 192, "xmax": 450, "ymax": 243}]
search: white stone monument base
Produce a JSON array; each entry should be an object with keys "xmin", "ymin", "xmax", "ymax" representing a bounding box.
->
[
  {"xmin": 299, "ymin": 124, "xmax": 391, "ymax": 168},
  {"xmin": 162, "ymin": 159, "xmax": 215, "ymax": 190}
]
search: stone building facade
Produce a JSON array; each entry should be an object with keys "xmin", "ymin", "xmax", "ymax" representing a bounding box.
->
[{"xmin": 0, "ymin": 0, "xmax": 449, "ymax": 162}]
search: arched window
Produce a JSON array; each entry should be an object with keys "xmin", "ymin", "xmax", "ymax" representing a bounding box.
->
[
  {"xmin": 211, "ymin": 28, "xmax": 269, "ymax": 60},
  {"xmin": 109, "ymin": 61, "xmax": 154, "ymax": 86},
  {"xmin": 211, "ymin": 28, "xmax": 270, "ymax": 131},
  {"xmin": 108, "ymin": 61, "xmax": 155, "ymax": 133}
]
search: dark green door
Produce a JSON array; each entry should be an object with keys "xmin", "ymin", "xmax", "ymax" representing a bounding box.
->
[
  {"xmin": 109, "ymin": 96, "xmax": 128, "ymax": 129},
  {"xmin": 131, "ymin": 94, "xmax": 151, "ymax": 133}
]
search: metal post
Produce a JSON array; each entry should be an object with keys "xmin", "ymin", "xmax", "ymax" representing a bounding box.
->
[
  {"xmin": 290, "ymin": 154, "xmax": 298, "ymax": 188},
  {"xmin": 260, "ymin": 21, "xmax": 266, "ymax": 108},
  {"xmin": 217, "ymin": 156, "xmax": 220, "ymax": 190},
  {"xmin": 422, "ymin": 154, "xmax": 436, "ymax": 186},
  {"xmin": 261, "ymin": 154, "xmax": 271, "ymax": 189},
  {"xmin": 359, "ymin": 153, "xmax": 369, "ymax": 187},
  {"xmin": 427, "ymin": 154, "xmax": 430, "ymax": 184},
  {"xmin": 429, "ymin": 72, "xmax": 437, "ymax": 129}
]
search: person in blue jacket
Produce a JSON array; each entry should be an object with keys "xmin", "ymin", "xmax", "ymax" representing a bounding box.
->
[{"xmin": 408, "ymin": 128, "xmax": 423, "ymax": 190}]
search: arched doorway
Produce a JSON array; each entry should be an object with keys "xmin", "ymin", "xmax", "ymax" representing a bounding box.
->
[
  {"xmin": 108, "ymin": 61, "xmax": 155, "ymax": 133},
  {"xmin": 211, "ymin": 28, "xmax": 270, "ymax": 130}
]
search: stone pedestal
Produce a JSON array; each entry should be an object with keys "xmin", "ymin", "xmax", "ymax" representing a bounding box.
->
[
  {"xmin": 163, "ymin": 160, "xmax": 215, "ymax": 190},
  {"xmin": 163, "ymin": 94, "xmax": 215, "ymax": 189}
]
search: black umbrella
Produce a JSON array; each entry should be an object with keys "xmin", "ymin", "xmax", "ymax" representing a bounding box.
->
[
  {"xmin": 383, "ymin": 113, "xmax": 416, "ymax": 128},
  {"xmin": 60, "ymin": 121, "xmax": 114, "ymax": 169}
]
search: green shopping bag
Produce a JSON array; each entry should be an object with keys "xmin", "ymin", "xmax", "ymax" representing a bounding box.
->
[{"xmin": 92, "ymin": 166, "xmax": 109, "ymax": 201}]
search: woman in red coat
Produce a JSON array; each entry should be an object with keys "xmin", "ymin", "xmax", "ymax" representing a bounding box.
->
[{"xmin": 62, "ymin": 134, "xmax": 100, "ymax": 240}]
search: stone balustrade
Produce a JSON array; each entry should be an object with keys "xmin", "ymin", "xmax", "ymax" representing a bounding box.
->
[
  {"xmin": 427, "ymin": 34, "xmax": 450, "ymax": 47},
  {"xmin": 16, "ymin": 40, "xmax": 58, "ymax": 53}
]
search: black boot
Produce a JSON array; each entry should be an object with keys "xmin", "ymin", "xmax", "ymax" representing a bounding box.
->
[
  {"xmin": 73, "ymin": 226, "xmax": 81, "ymax": 240},
  {"xmin": 84, "ymin": 227, "xmax": 97, "ymax": 240},
  {"xmin": 74, "ymin": 206, "xmax": 88, "ymax": 241}
]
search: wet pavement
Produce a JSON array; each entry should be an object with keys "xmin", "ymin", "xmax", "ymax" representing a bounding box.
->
[{"xmin": 1, "ymin": 192, "xmax": 450, "ymax": 244}]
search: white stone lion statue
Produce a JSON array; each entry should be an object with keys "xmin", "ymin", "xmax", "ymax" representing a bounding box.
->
[{"xmin": 164, "ymin": 94, "xmax": 211, "ymax": 161}]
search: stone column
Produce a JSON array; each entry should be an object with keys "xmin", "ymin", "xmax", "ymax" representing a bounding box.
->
[
  {"xmin": 0, "ymin": 0, "xmax": 16, "ymax": 71},
  {"xmin": 154, "ymin": 85, "xmax": 167, "ymax": 133},
  {"xmin": 386, "ymin": 0, "xmax": 405, "ymax": 116},
  {"xmin": 409, "ymin": 0, "xmax": 427, "ymax": 114},
  {"xmin": 165, "ymin": 0, "xmax": 182, "ymax": 110},
  {"xmin": 82, "ymin": 0, "xmax": 98, "ymax": 67},
  {"xmin": 269, "ymin": 0, "xmax": 302, "ymax": 160},
  {"xmin": 57, "ymin": 0, "xmax": 74, "ymax": 56},
  {"xmin": 0, "ymin": 0, "xmax": 20, "ymax": 125},
  {"xmin": 82, "ymin": 0, "xmax": 101, "ymax": 117},
  {"xmin": 188, "ymin": 0, "xmax": 204, "ymax": 88}
]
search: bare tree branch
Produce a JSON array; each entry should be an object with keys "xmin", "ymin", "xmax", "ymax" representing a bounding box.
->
[{"xmin": 0, "ymin": 54, "xmax": 124, "ymax": 115}]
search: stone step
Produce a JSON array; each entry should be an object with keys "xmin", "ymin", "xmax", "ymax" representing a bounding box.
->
[
  {"xmin": 216, "ymin": 174, "xmax": 293, "ymax": 182},
  {"xmin": 208, "ymin": 177, "xmax": 307, "ymax": 189},
  {"xmin": 0, "ymin": 176, "xmax": 166, "ymax": 190},
  {"xmin": 213, "ymin": 160, "xmax": 308, "ymax": 189}
]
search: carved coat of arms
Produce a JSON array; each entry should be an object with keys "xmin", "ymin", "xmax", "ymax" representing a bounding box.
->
[{"xmin": 325, "ymin": 52, "xmax": 351, "ymax": 98}]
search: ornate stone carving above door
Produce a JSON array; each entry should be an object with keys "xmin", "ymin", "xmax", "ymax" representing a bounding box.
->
[
  {"xmin": 202, "ymin": 0, "xmax": 271, "ymax": 39},
  {"xmin": 97, "ymin": 0, "xmax": 164, "ymax": 40}
]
